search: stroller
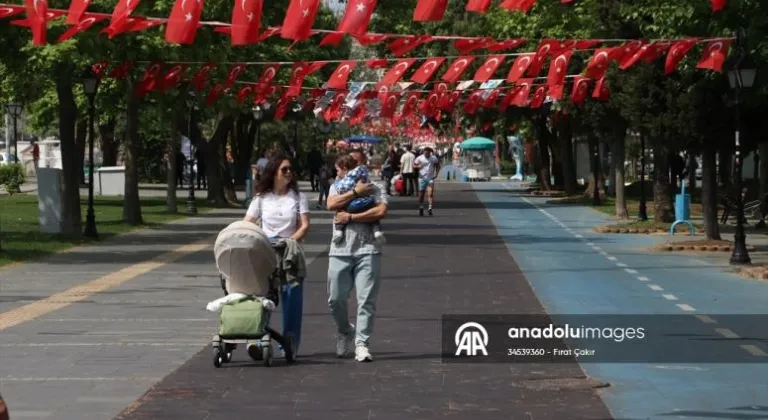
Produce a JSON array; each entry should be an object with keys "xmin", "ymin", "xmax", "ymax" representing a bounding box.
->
[{"xmin": 210, "ymin": 220, "xmax": 297, "ymax": 368}]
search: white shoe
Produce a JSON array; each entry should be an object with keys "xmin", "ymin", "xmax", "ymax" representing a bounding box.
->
[
  {"xmin": 355, "ymin": 343, "xmax": 373, "ymax": 362},
  {"xmin": 335, "ymin": 327, "xmax": 354, "ymax": 358}
]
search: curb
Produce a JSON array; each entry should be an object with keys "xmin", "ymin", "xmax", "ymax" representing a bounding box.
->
[{"xmin": 654, "ymin": 244, "xmax": 756, "ymax": 253}]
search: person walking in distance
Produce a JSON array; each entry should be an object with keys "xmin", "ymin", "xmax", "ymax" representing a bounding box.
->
[
  {"xmin": 414, "ymin": 147, "xmax": 440, "ymax": 216},
  {"xmin": 326, "ymin": 149, "xmax": 388, "ymax": 362},
  {"xmin": 400, "ymin": 145, "xmax": 416, "ymax": 196},
  {"xmin": 31, "ymin": 140, "xmax": 40, "ymax": 175},
  {"xmin": 195, "ymin": 148, "xmax": 207, "ymax": 190},
  {"xmin": 307, "ymin": 147, "xmax": 323, "ymax": 192}
]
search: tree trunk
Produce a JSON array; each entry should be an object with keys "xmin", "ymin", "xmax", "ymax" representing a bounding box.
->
[
  {"xmin": 205, "ymin": 115, "xmax": 236, "ymax": 207},
  {"xmin": 652, "ymin": 141, "xmax": 674, "ymax": 222},
  {"xmin": 550, "ymin": 142, "xmax": 564, "ymax": 190},
  {"xmin": 702, "ymin": 140, "xmax": 721, "ymax": 240},
  {"xmin": 758, "ymin": 142, "xmax": 768, "ymax": 227},
  {"xmin": 232, "ymin": 112, "xmax": 253, "ymax": 187},
  {"xmin": 99, "ymin": 118, "xmax": 119, "ymax": 167},
  {"xmin": 557, "ymin": 115, "xmax": 577, "ymax": 195},
  {"xmin": 535, "ymin": 117, "xmax": 552, "ymax": 190},
  {"xmin": 584, "ymin": 135, "xmax": 604, "ymax": 199},
  {"xmin": 611, "ymin": 133, "xmax": 629, "ymax": 219},
  {"xmin": 54, "ymin": 66, "xmax": 82, "ymax": 236},
  {"xmin": 687, "ymin": 152, "xmax": 697, "ymax": 189},
  {"xmin": 75, "ymin": 119, "xmax": 86, "ymax": 185},
  {"xmin": 166, "ymin": 115, "xmax": 180, "ymax": 214},
  {"xmin": 122, "ymin": 81, "xmax": 143, "ymax": 225}
]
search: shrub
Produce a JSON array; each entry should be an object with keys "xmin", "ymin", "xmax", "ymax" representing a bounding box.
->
[{"xmin": 0, "ymin": 163, "xmax": 25, "ymax": 194}]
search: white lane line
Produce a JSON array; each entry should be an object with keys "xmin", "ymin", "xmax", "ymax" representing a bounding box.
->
[
  {"xmin": 695, "ymin": 315, "xmax": 718, "ymax": 324},
  {"xmin": 715, "ymin": 328, "xmax": 740, "ymax": 339},
  {"xmin": 4, "ymin": 411, "xmax": 54, "ymax": 417},
  {"xmin": 586, "ymin": 242, "xmax": 595, "ymax": 247},
  {"xmin": 648, "ymin": 284, "xmax": 664, "ymax": 291},
  {"xmin": 625, "ymin": 269, "xmax": 638, "ymax": 274},
  {"xmin": 606, "ymin": 256, "xmax": 618, "ymax": 261},
  {"xmin": 574, "ymin": 234, "xmax": 583, "ymax": 238},
  {"xmin": 677, "ymin": 304, "xmax": 696, "ymax": 312},
  {"xmin": 0, "ymin": 342, "xmax": 202, "ymax": 347},
  {"xmin": 616, "ymin": 262, "xmax": 628, "ymax": 268},
  {"xmin": 592, "ymin": 246, "xmax": 602, "ymax": 251},
  {"xmin": 741, "ymin": 345, "xmax": 768, "ymax": 357},
  {"xmin": 662, "ymin": 294, "xmax": 679, "ymax": 301},
  {"xmin": 637, "ymin": 276, "xmax": 650, "ymax": 282}
]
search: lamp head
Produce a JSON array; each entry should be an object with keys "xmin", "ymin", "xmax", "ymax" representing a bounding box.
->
[{"xmin": 81, "ymin": 66, "xmax": 100, "ymax": 96}]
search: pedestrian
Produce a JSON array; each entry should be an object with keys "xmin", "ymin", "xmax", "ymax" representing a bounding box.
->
[
  {"xmin": 244, "ymin": 153, "xmax": 310, "ymax": 358},
  {"xmin": 414, "ymin": 146, "xmax": 440, "ymax": 216},
  {"xmin": 31, "ymin": 140, "xmax": 39, "ymax": 175},
  {"xmin": 254, "ymin": 149, "xmax": 269, "ymax": 182},
  {"xmin": 307, "ymin": 147, "xmax": 322, "ymax": 192},
  {"xmin": 195, "ymin": 148, "xmax": 207, "ymax": 189},
  {"xmin": 316, "ymin": 157, "xmax": 334, "ymax": 209},
  {"xmin": 176, "ymin": 150, "xmax": 185, "ymax": 188},
  {"xmin": 326, "ymin": 149, "xmax": 388, "ymax": 362},
  {"xmin": 400, "ymin": 144, "xmax": 416, "ymax": 196}
]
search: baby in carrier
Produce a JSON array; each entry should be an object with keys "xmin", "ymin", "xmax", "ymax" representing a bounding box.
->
[{"xmin": 332, "ymin": 155, "xmax": 385, "ymax": 244}]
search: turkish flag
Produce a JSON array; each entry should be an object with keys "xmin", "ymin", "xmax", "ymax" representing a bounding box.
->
[
  {"xmin": 509, "ymin": 79, "xmax": 533, "ymax": 107},
  {"xmin": 337, "ymin": 0, "xmax": 377, "ymax": 35},
  {"xmin": 499, "ymin": 0, "xmax": 537, "ymax": 13},
  {"xmin": 711, "ymin": 0, "xmax": 726, "ymax": 11},
  {"xmin": 107, "ymin": 61, "xmax": 133, "ymax": 79},
  {"xmin": 165, "ymin": 0, "xmax": 205, "ymax": 44},
  {"xmin": 401, "ymin": 92, "xmax": 421, "ymax": 118},
  {"xmin": 281, "ymin": 0, "xmax": 321, "ymax": 42},
  {"xmin": 378, "ymin": 59, "xmax": 417, "ymax": 87},
  {"xmin": 697, "ymin": 39, "xmax": 730, "ymax": 72},
  {"xmin": 104, "ymin": 0, "xmax": 139, "ymax": 38},
  {"xmin": 571, "ymin": 76, "xmax": 590, "ymax": 105},
  {"xmin": 420, "ymin": 92, "xmax": 440, "ymax": 116},
  {"xmin": 366, "ymin": 59, "xmax": 389, "ymax": 69},
  {"xmin": 319, "ymin": 31, "xmax": 345, "ymax": 47},
  {"xmin": 66, "ymin": 0, "xmax": 90, "ymax": 24},
  {"xmin": 206, "ymin": 84, "xmax": 226, "ymax": 107},
  {"xmin": 438, "ymin": 91, "xmax": 461, "ymax": 111},
  {"xmin": 584, "ymin": 48, "xmax": 613, "ymax": 79},
  {"xmin": 256, "ymin": 64, "xmax": 280, "ymax": 91},
  {"xmin": 548, "ymin": 84, "xmax": 564, "ymax": 101},
  {"xmin": 24, "ymin": 0, "xmax": 48, "ymax": 45},
  {"xmin": 380, "ymin": 92, "xmax": 401, "ymax": 118},
  {"xmin": 592, "ymin": 77, "xmax": 610, "ymax": 101},
  {"xmin": 231, "ymin": 0, "xmax": 262, "ymax": 45},
  {"xmin": 324, "ymin": 91, "xmax": 348, "ymax": 122},
  {"xmin": 0, "ymin": 4, "xmax": 26, "ymax": 19},
  {"xmin": 546, "ymin": 49, "xmax": 572, "ymax": 86},
  {"xmin": 160, "ymin": 64, "xmax": 188, "ymax": 91},
  {"xmin": 411, "ymin": 58, "xmax": 445, "ymax": 84},
  {"xmin": 463, "ymin": 91, "xmax": 483, "ymax": 114},
  {"xmin": 224, "ymin": 64, "xmax": 248, "ymax": 88},
  {"xmin": 136, "ymin": 62, "xmax": 164, "ymax": 98},
  {"xmin": 58, "ymin": 14, "xmax": 107, "ymax": 42},
  {"xmin": 122, "ymin": 17, "xmax": 165, "ymax": 34},
  {"xmin": 527, "ymin": 39, "xmax": 561, "ymax": 77},
  {"xmin": 665, "ymin": 39, "xmax": 698, "ymax": 74},
  {"xmin": 349, "ymin": 102, "xmax": 367, "ymax": 125},
  {"xmin": 286, "ymin": 62, "xmax": 308, "ymax": 97},
  {"xmin": 355, "ymin": 33, "xmax": 389, "ymax": 45},
  {"xmin": 507, "ymin": 53, "xmax": 534, "ymax": 83},
  {"xmin": 466, "ymin": 0, "xmax": 491, "ymax": 13},
  {"xmin": 327, "ymin": 61, "xmax": 357, "ymax": 89},
  {"xmin": 388, "ymin": 35, "xmax": 431, "ymax": 56},
  {"xmin": 454, "ymin": 37, "xmax": 493, "ymax": 54},
  {"xmin": 619, "ymin": 43, "xmax": 664, "ymax": 70},
  {"xmin": 442, "ymin": 57, "xmax": 475, "ymax": 83},
  {"xmin": 236, "ymin": 84, "xmax": 255, "ymax": 103},
  {"xmin": 487, "ymin": 39, "xmax": 526, "ymax": 52},
  {"xmin": 609, "ymin": 40, "xmax": 644, "ymax": 63},
  {"xmin": 189, "ymin": 63, "xmax": 216, "ymax": 91},
  {"xmin": 529, "ymin": 86, "xmax": 547, "ymax": 108},
  {"xmin": 473, "ymin": 55, "xmax": 505, "ymax": 82},
  {"xmin": 413, "ymin": 0, "xmax": 448, "ymax": 21},
  {"xmin": 482, "ymin": 88, "xmax": 502, "ymax": 108}
]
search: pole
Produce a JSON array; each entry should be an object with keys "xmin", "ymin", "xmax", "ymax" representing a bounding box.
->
[
  {"xmin": 638, "ymin": 134, "xmax": 648, "ymax": 221},
  {"xmin": 592, "ymin": 138, "xmax": 600, "ymax": 205},
  {"xmin": 11, "ymin": 113, "xmax": 18, "ymax": 163},
  {"xmin": 186, "ymin": 104, "xmax": 197, "ymax": 215},
  {"xmin": 730, "ymin": 87, "xmax": 751, "ymax": 264},
  {"xmin": 83, "ymin": 96, "xmax": 98, "ymax": 238}
]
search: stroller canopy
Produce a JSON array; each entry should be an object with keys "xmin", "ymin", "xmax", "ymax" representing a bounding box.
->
[{"xmin": 214, "ymin": 221, "xmax": 277, "ymax": 296}]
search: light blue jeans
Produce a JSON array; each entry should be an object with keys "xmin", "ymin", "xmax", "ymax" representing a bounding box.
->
[{"xmin": 327, "ymin": 254, "xmax": 382, "ymax": 346}]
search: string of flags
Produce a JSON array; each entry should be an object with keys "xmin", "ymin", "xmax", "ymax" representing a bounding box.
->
[{"xmin": 0, "ymin": 0, "xmax": 729, "ymax": 47}]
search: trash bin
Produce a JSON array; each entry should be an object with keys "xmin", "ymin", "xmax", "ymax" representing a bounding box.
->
[{"xmin": 675, "ymin": 193, "xmax": 690, "ymax": 221}]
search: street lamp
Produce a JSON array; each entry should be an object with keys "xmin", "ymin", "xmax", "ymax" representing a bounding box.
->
[
  {"xmin": 253, "ymin": 105, "xmax": 264, "ymax": 155},
  {"xmin": 186, "ymin": 90, "xmax": 198, "ymax": 215},
  {"xmin": 4, "ymin": 102, "xmax": 21, "ymax": 163},
  {"xmin": 81, "ymin": 66, "xmax": 100, "ymax": 239},
  {"xmin": 727, "ymin": 29, "xmax": 756, "ymax": 265},
  {"xmin": 638, "ymin": 133, "xmax": 648, "ymax": 221}
]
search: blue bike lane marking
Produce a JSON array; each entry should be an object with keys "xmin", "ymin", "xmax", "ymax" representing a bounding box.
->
[{"xmin": 473, "ymin": 183, "xmax": 768, "ymax": 420}]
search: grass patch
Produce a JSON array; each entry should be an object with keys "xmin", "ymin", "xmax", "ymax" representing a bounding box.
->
[
  {"xmin": 547, "ymin": 194, "xmax": 703, "ymax": 218},
  {"xmin": 595, "ymin": 220, "xmax": 703, "ymax": 234},
  {"xmin": 0, "ymin": 195, "xmax": 213, "ymax": 267}
]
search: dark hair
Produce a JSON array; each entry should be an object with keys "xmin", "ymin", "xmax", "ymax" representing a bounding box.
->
[
  {"xmin": 335, "ymin": 155, "xmax": 358, "ymax": 171},
  {"xmin": 254, "ymin": 153, "xmax": 298, "ymax": 195},
  {"xmin": 348, "ymin": 148, "xmax": 368, "ymax": 164},
  {"xmin": 406, "ymin": 144, "xmax": 412, "ymax": 151}
]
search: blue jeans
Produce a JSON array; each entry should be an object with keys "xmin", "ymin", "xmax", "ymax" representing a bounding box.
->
[
  {"xmin": 280, "ymin": 284, "xmax": 303, "ymax": 354},
  {"xmin": 327, "ymin": 254, "xmax": 382, "ymax": 345}
]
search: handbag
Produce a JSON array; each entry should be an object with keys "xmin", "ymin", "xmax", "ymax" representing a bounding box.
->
[{"xmin": 219, "ymin": 298, "xmax": 268, "ymax": 337}]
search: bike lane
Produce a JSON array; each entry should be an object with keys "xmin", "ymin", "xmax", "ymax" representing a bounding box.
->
[{"xmin": 474, "ymin": 183, "xmax": 768, "ymax": 420}]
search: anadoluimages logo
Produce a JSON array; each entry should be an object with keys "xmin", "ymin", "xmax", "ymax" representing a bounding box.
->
[{"xmin": 454, "ymin": 322, "xmax": 489, "ymax": 356}]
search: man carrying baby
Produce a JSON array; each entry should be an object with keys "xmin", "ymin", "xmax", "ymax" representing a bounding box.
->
[{"xmin": 326, "ymin": 150, "xmax": 388, "ymax": 362}]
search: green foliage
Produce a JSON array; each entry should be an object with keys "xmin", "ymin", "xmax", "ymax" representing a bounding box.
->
[{"xmin": 0, "ymin": 163, "xmax": 25, "ymax": 194}]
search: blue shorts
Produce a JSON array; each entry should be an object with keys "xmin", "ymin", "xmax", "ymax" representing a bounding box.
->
[{"xmin": 418, "ymin": 178, "xmax": 435, "ymax": 191}]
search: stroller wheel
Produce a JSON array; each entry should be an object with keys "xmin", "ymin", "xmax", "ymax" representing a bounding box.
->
[
  {"xmin": 284, "ymin": 333, "xmax": 297, "ymax": 365},
  {"xmin": 213, "ymin": 347, "xmax": 223, "ymax": 368},
  {"xmin": 263, "ymin": 346, "xmax": 273, "ymax": 367},
  {"xmin": 223, "ymin": 343, "xmax": 234, "ymax": 363}
]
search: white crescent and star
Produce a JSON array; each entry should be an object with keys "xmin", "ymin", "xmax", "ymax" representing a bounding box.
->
[
  {"xmin": 484, "ymin": 58, "xmax": 499, "ymax": 72},
  {"xmin": 336, "ymin": 64, "xmax": 351, "ymax": 77},
  {"xmin": 593, "ymin": 51, "xmax": 609, "ymax": 67},
  {"xmin": 452, "ymin": 59, "xmax": 468, "ymax": 72},
  {"xmin": 422, "ymin": 60, "xmax": 438, "ymax": 74},
  {"xmin": 517, "ymin": 55, "xmax": 532, "ymax": 71},
  {"xmin": 78, "ymin": 16, "xmax": 96, "ymax": 29},
  {"xmin": 554, "ymin": 55, "xmax": 567, "ymax": 74},
  {"xmin": 709, "ymin": 41, "xmax": 723, "ymax": 56},
  {"xmin": 263, "ymin": 67, "xmax": 276, "ymax": 81},
  {"xmin": 393, "ymin": 61, "xmax": 410, "ymax": 76},
  {"xmin": 0, "ymin": 7, "xmax": 16, "ymax": 17},
  {"xmin": 293, "ymin": 66, "xmax": 304, "ymax": 79}
]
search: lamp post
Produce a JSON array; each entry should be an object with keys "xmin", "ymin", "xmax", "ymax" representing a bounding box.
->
[
  {"xmin": 81, "ymin": 67, "xmax": 100, "ymax": 238},
  {"xmin": 638, "ymin": 133, "xmax": 648, "ymax": 221},
  {"xmin": 5, "ymin": 102, "xmax": 21, "ymax": 163},
  {"xmin": 253, "ymin": 105, "xmax": 263, "ymax": 156},
  {"xmin": 186, "ymin": 90, "xmax": 198, "ymax": 215},
  {"xmin": 728, "ymin": 30, "xmax": 756, "ymax": 265}
]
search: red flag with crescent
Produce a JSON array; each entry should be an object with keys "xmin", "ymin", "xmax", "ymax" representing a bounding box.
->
[
  {"xmin": 387, "ymin": 35, "xmax": 432, "ymax": 56},
  {"xmin": 499, "ymin": 0, "xmax": 537, "ymax": 13},
  {"xmin": 466, "ymin": 0, "xmax": 491, "ymax": 13},
  {"xmin": 0, "ymin": 4, "xmax": 25, "ymax": 19},
  {"xmin": 337, "ymin": 0, "xmax": 377, "ymax": 35},
  {"xmin": 256, "ymin": 64, "xmax": 280, "ymax": 91},
  {"xmin": 482, "ymin": 88, "xmax": 502, "ymax": 108},
  {"xmin": 529, "ymin": 86, "xmax": 547, "ymax": 108},
  {"xmin": 380, "ymin": 92, "xmax": 401, "ymax": 118},
  {"xmin": 473, "ymin": 55, "xmax": 505, "ymax": 82},
  {"xmin": 23, "ymin": 0, "xmax": 48, "ymax": 45},
  {"xmin": 136, "ymin": 62, "xmax": 164, "ymax": 98},
  {"xmin": 160, "ymin": 64, "xmax": 188, "ymax": 91},
  {"xmin": 165, "ymin": 0, "xmax": 204, "ymax": 44},
  {"xmin": 401, "ymin": 92, "xmax": 421, "ymax": 119},
  {"xmin": 66, "ymin": 0, "xmax": 90, "ymax": 24},
  {"xmin": 526, "ymin": 39, "xmax": 560, "ymax": 77},
  {"xmin": 592, "ymin": 77, "xmax": 610, "ymax": 101},
  {"xmin": 224, "ymin": 64, "xmax": 248, "ymax": 89},
  {"xmin": 281, "ymin": 0, "xmax": 321, "ymax": 42},
  {"xmin": 327, "ymin": 61, "xmax": 357, "ymax": 90},
  {"xmin": 487, "ymin": 39, "xmax": 526, "ymax": 52},
  {"xmin": 58, "ymin": 13, "xmax": 107, "ymax": 42},
  {"xmin": 571, "ymin": 76, "xmax": 590, "ymax": 105},
  {"xmin": 411, "ymin": 58, "xmax": 445, "ymax": 84},
  {"xmin": 463, "ymin": 90, "xmax": 483, "ymax": 114},
  {"xmin": 287, "ymin": 61, "xmax": 308, "ymax": 97},
  {"xmin": 509, "ymin": 79, "xmax": 533, "ymax": 107},
  {"xmin": 231, "ymin": 0, "xmax": 263, "ymax": 45},
  {"xmin": 206, "ymin": 84, "xmax": 225, "ymax": 107},
  {"xmin": 378, "ymin": 58, "xmax": 417, "ymax": 87},
  {"xmin": 105, "ymin": 0, "xmax": 140, "ymax": 38},
  {"xmin": 442, "ymin": 57, "xmax": 475, "ymax": 83},
  {"xmin": 189, "ymin": 63, "xmax": 216, "ymax": 91},
  {"xmin": 584, "ymin": 48, "xmax": 613, "ymax": 79},
  {"xmin": 711, "ymin": 0, "xmax": 726, "ymax": 11},
  {"xmin": 548, "ymin": 84, "xmax": 564, "ymax": 101},
  {"xmin": 696, "ymin": 39, "xmax": 730, "ymax": 72},
  {"xmin": 665, "ymin": 39, "xmax": 698, "ymax": 74},
  {"xmin": 413, "ymin": 0, "xmax": 448, "ymax": 21},
  {"xmin": 366, "ymin": 59, "xmax": 389, "ymax": 69},
  {"xmin": 546, "ymin": 49, "xmax": 572, "ymax": 86},
  {"xmin": 507, "ymin": 53, "xmax": 534, "ymax": 83},
  {"xmin": 454, "ymin": 37, "xmax": 493, "ymax": 54},
  {"xmin": 236, "ymin": 84, "xmax": 256, "ymax": 103},
  {"xmin": 609, "ymin": 40, "xmax": 644, "ymax": 63}
]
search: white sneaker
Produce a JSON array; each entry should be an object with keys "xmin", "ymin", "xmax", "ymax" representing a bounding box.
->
[
  {"xmin": 355, "ymin": 343, "xmax": 373, "ymax": 362},
  {"xmin": 335, "ymin": 328, "xmax": 354, "ymax": 358}
]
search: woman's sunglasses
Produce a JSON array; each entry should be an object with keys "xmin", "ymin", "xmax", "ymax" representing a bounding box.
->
[{"xmin": 280, "ymin": 166, "xmax": 293, "ymax": 174}]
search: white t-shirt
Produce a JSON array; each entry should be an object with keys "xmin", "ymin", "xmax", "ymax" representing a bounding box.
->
[
  {"xmin": 415, "ymin": 154, "xmax": 438, "ymax": 179},
  {"xmin": 400, "ymin": 152, "xmax": 415, "ymax": 173},
  {"xmin": 246, "ymin": 191, "xmax": 309, "ymax": 238}
]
